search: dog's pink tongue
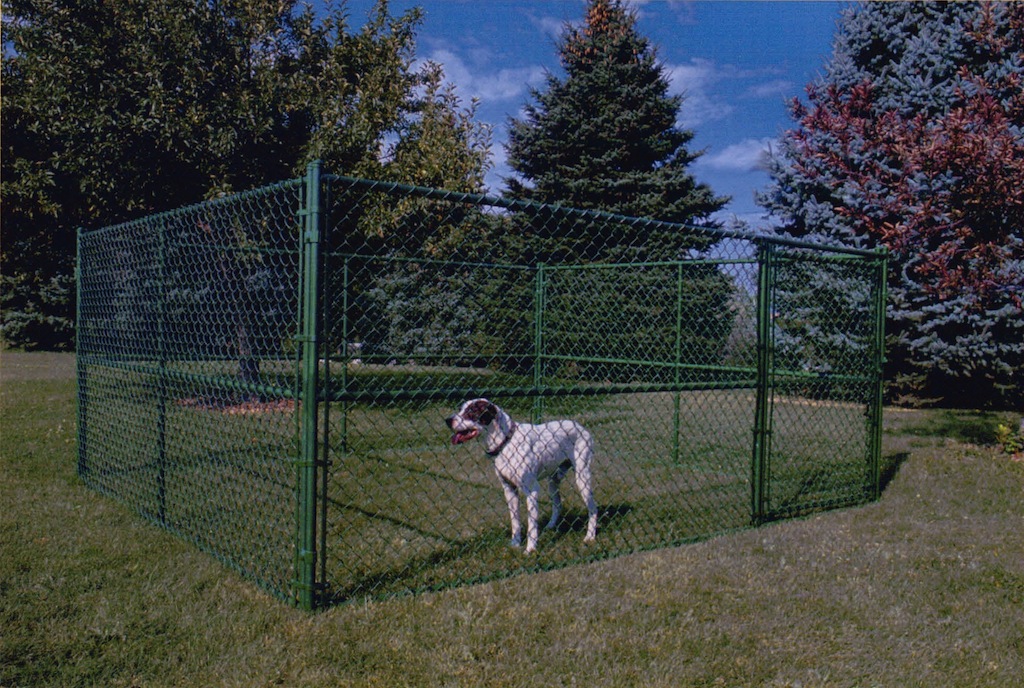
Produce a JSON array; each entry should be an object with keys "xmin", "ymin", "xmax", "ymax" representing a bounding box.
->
[{"xmin": 451, "ymin": 429, "xmax": 479, "ymax": 445}]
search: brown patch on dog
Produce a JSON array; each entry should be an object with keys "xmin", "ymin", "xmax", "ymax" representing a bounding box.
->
[{"xmin": 464, "ymin": 399, "xmax": 497, "ymax": 425}]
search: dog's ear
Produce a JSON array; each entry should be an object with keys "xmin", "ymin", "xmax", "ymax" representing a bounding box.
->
[
  {"xmin": 466, "ymin": 399, "xmax": 497, "ymax": 425},
  {"xmin": 478, "ymin": 401, "xmax": 497, "ymax": 426}
]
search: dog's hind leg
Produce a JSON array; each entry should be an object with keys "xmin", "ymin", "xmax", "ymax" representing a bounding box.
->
[
  {"xmin": 574, "ymin": 461, "xmax": 598, "ymax": 544},
  {"xmin": 570, "ymin": 430, "xmax": 598, "ymax": 543},
  {"xmin": 546, "ymin": 461, "xmax": 570, "ymax": 531},
  {"xmin": 522, "ymin": 474, "xmax": 542, "ymax": 554}
]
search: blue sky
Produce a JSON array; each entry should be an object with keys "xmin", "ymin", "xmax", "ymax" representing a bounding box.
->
[{"xmin": 337, "ymin": 0, "xmax": 844, "ymax": 226}]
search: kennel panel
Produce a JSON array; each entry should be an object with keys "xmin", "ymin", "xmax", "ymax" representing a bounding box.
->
[{"xmin": 77, "ymin": 176, "xmax": 306, "ymax": 603}]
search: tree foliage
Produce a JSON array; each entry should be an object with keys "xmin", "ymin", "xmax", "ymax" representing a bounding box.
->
[
  {"xmin": 759, "ymin": 1, "xmax": 1024, "ymax": 408},
  {"xmin": 1, "ymin": 0, "xmax": 490, "ymax": 349},
  {"xmin": 505, "ymin": 0, "xmax": 726, "ymax": 263},
  {"xmin": 498, "ymin": 0, "xmax": 733, "ymax": 380}
]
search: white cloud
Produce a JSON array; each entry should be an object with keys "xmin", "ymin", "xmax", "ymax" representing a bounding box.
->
[
  {"xmin": 424, "ymin": 49, "xmax": 546, "ymax": 103},
  {"xmin": 526, "ymin": 11, "xmax": 572, "ymax": 40},
  {"xmin": 484, "ymin": 144, "xmax": 512, "ymax": 194},
  {"xmin": 665, "ymin": 57, "xmax": 718, "ymax": 92},
  {"xmin": 744, "ymin": 79, "xmax": 796, "ymax": 99},
  {"xmin": 664, "ymin": 57, "xmax": 795, "ymax": 127},
  {"xmin": 664, "ymin": 58, "xmax": 735, "ymax": 127},
  {"xmin": 625, "ymin": 0, "xmax": 697, "ymax": 23},
  {"xmin": 700, "ymin": 138, "xmax": 776, "ymax": 173}
]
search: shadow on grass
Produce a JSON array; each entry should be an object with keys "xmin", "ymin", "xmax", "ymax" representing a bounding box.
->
[
  {"xmin": 880, "ymin": 451, "xmax": 910, "ymax": 493},
  {"xmin": 323, "ymin": 503, "xmax": 635, "ymax": 606},
  {"xmin": 900, "ymin": 409, "xmax": 1006, "ymax": 446}
]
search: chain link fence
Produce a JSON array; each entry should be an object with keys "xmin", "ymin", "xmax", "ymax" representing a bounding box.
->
[{"xmin": 77, "ymin": 162, "xmax": 886, "ymax": 609}]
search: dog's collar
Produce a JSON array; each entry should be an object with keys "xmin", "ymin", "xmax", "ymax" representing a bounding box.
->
[{"xmin": 486, "ymin": 422, "xmax": 518, "ymax": 457}]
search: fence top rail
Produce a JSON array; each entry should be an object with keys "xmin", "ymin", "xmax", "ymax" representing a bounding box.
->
[
  {"xmin": 324, "ymin": 250, "xmax": 535, "ymax": 272},
  {"xmin": 324, "ymin": 173, "xmax": 889, "ymax": 261},
  {"xmin": 322, "ymin": 250, "xmax": 761, "ymax": 273},
  {"xmin": 78, "ymin": 177, "xmax": 304, "ymax": 240},
  {"xmin": 77, "ymin": 165, "xmax": 887, "ymax": 262}
]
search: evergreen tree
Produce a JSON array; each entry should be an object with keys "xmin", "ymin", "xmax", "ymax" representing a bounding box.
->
[
  {"xmin": 505, "ymin": 0, "xmax": 726, "ymax": 263},
  {"xmin": 501, "ymin": 0, "xmax": 732, "ymax": 382},
  {"xmin": 759, "ymin": 1, "xmax": 1024, "ymax": 408}
]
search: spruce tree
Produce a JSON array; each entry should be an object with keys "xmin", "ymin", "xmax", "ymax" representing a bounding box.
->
[
  {"xmin": 501, "ymin": 0, "xmax": 732, "ymax": 381},
  {"xmin": 759, "ymin": 1, "xmax": 1024, "ymax": 408},
  {"xmin": 505, "ymin": 0, "xmax": 726, "ymax": 262}
]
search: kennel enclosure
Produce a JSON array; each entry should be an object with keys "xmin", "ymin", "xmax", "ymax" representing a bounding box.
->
[{"xmin": 76, "ymin": 162, "xmax": 887, "ymax": 610}]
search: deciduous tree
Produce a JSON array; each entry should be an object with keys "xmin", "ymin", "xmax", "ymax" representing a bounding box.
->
[{"xmin": 1, "ymin": 0, "xmax": 490, "ymax": 349}]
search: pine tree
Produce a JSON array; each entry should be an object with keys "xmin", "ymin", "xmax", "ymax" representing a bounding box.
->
[
  {"xmin": 505, "ymin": 0, "xmax": 726, "ymax": 263},
  {"xmin": 759, "ymin": 1, "xmax": 1024, "ymax": 408}
]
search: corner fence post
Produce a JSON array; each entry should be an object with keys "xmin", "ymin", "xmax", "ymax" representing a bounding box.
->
[
  {"xmin": 751, "ymin": 240, "xmax": 775, "ymax": 525},
  {"xmin": 295, "ymin": 160, "xmax": 323, "ymax": 610},
  {"xmin": 868, "ymin": 249, "xmax": 888, "ymax": 500},
  {"xmin": 156, "ymin": 217, "xmax": 168, "ymax": 525},
  {"xmin": 76, "ymin": 227, "xmax": 88, "ymax": 481}
]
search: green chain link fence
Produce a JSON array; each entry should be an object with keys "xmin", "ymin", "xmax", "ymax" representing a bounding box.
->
[{"xmin": 77, "ymin": 162, "xmax": 887, "ymax": 610}]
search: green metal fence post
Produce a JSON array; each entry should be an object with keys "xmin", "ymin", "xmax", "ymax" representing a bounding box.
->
[
  {"xmin": 751, "ymin": 241, "xmax": 775, "ymax": 525},
  {"xmin": 339, "ymin": 256, "xmax": 350, "ymax": 453},
  {"xmin": 75, "ymin": 227, "xmax": 88, "ymax": 481},
  {"xmin": 532, "ymin": 263, "xmax": 546, "ymax": 424},
  {"xmin": 672, "ymin": 262, "xmax": 684, "ymax": 464},
  {"xmin": 295, "ymin": 160, "xmax": 323, "ymax": 610},
  {"xmin": 156, "ymin": 217, "xmax": 168, "ymax": 525},
  {"xmin": 867, "ymin": 249, "xmax": 888, "ymax": 500}
]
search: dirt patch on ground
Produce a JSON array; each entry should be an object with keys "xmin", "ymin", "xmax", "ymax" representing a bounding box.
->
[{"xmin": 175, "ymin": 396, "xmax": 296, "ymax": 415}]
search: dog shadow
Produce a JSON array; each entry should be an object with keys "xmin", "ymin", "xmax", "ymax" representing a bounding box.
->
[{"xmin": 322, "ymin": 504, "xmax": 636, "ymax": 606}]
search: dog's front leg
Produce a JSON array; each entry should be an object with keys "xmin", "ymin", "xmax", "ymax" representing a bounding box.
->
[
  {"xmin": 522, "ymin": 475, "xmax": 542, "ymax": 554},
  {"xmin": 499, "ymin": 478, "xmax": 521, "ymax": 547}
]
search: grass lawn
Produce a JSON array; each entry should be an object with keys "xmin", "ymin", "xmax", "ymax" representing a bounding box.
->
[{"xmin": 2, "ymin": 352, "xmax": 1023, "ymax": 687}]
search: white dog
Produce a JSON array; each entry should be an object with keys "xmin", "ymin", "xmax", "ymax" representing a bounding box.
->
[{"xmin": 446, "ymin": 398, "xmax": 597, "ymax": 553}]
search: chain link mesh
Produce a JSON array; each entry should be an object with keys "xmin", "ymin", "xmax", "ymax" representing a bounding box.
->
[
  {"xmin": 77, "ymin": 181, "xmax": 305, "ymax": 601},
  {"xmin": 77, "ymin": 166, "xmax": 886, "ymax": 608}
]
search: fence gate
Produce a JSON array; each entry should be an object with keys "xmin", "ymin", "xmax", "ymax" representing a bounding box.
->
[
  {"xmin": 77, "ymin": 163, "xmax": 887, "ymax": 609},
  {"xmin": 752, "ymin": 242, "xmax": 887, "ymax": 523}
]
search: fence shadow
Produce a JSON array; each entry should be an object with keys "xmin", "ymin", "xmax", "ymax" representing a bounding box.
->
[
  {"xmin": 880, "ymin": 451, "xmax": 910, "ymax": 493},
  {"xmin": 323, "ymin": 502, "xmax": 638, "ymax": 606}
]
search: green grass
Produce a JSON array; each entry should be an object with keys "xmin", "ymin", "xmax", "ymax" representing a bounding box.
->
[
  {"xmin": 321, "ymin": 390, "xmax": 761, "ymax": 602},
  {"xmin": 3, "ymin": 352, "xmax": 1024, "ymax": 686},
  {"xmin": 72, "ymin": 354, "xmax": 873, "ymax": 605}
]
